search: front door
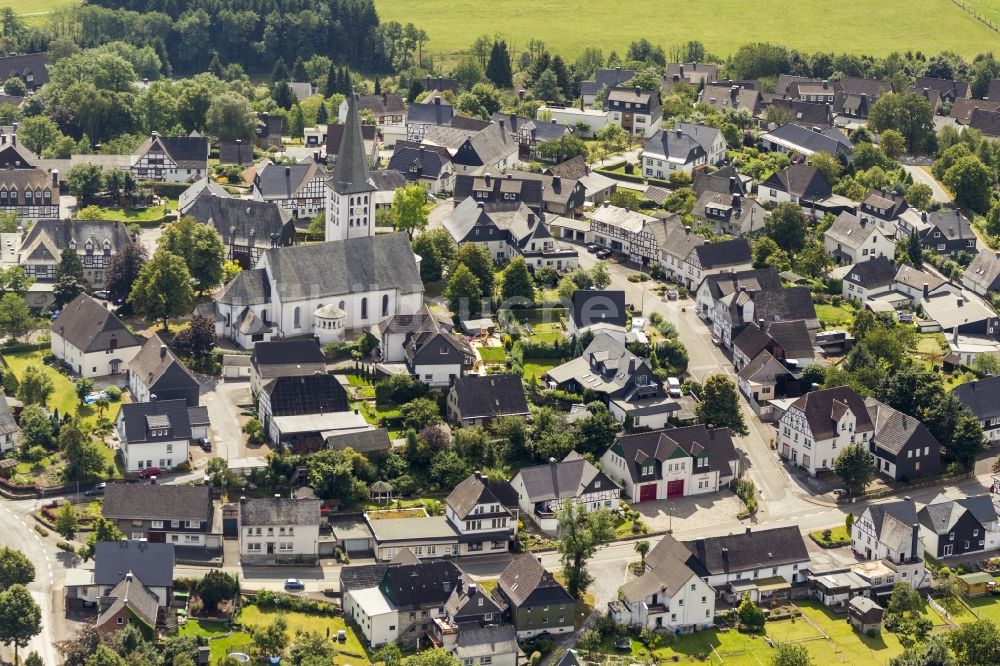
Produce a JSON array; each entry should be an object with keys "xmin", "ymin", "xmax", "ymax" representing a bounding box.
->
[
  {"xmin": 667, "ymin": 479, "xmax": 684, "ymax": 498},
  {"xmin": 944, "ymin": 544, "xmax": 953, "ymax": 557},
  {"xmin": 147, "ymin": 531, "xmax": 166, "ymax": 543},
  {"xmin": 267, "ymin": 542, "xmax": 275, "ymax": 554},
  {"xmin": 639, "ymin": 484, "xmax": 657, "ymax": 502}
]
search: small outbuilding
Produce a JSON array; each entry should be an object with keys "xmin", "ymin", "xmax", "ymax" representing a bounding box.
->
[
  {"xmin": 848, "ymin": 596, "xmax": 884, "ymax": 634},
  {"xmin": 958, "ymin": 571, "xmax": 995, "ymax": 598}
]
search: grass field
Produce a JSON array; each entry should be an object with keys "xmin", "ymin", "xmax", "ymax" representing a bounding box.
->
[
  {"xmin": 178, "ymin": 619, "xmax": 250, "ymax": 664},
  {"xmin": 11, "ymin": 0, "xmax": 79, "ymax": 27},
  {"xmin": 969, "ymin": 0, "xmax": 1000, "ymax": 27},
  {"xmin": 238, "ymin": 607, "xmax": 369, "ymax": 666},
  {"xmin": 477, "ymin": 346, "xmax": 507, "ymax": 363},
  {"xmin": 377, "ymin": 0, "xmax": 1000, "ymax": 61},
  {"xmin": 815, "ymin": 302, "xmax": 857, "ymax": 329},
  {"xmin": 522, "ymin": 358, "xmax": 558, "ymax": 383}
]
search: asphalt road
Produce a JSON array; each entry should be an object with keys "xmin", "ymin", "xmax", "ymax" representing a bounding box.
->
[{"xmin": 902, "ymin": 164, "xmax": 952, "ymax": 204}]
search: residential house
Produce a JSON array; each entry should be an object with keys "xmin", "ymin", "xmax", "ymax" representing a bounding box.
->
[
  {"xmin": 493, "ymin": 553, "xmax": 575, "ymax": 638},
  {"xmin": 406, "ymin": 95, "xmax": 454, "ymax": 140},
  {"xmin": 777, "ymin": 76, "xmax": 840, "ymax": 103},
  {"xmin": 95, "ymin": 572, "xmax": 160, "ymax": 637},
  {"xmin": 504, "ymin": 170, "xmax": 586, "ymax": 216},
  {"xmin": 687, "ymin": 239, "xmax": 754, "ymax": 289},
  {"xmin": 0, "ymin": 167, "xmax": 59, "ymax": 222},
  {"xmin": 665, "ymin": 62, "xmax": 719, "ymax": 87},
  {"xmin": 857, "ymin": 189, "xmax": 909, "ymax": 237},
  {"xmin": 447, "ymin": 374, "xmax": 529, "ymax": 426},
  {"xmin": 737, "ymin": 350, "xmax": 796, "ymax": 417},
  {"xmin": 914, "ymin": 77, "xmax": 970, "ymax": 104},
  {"xmin": 117, "ymin": 399, "xmax": 200, "ymax": 474},
  {"xmin": 186, "ymin": 196, "xmax": 295, "ymax": 268},
  {"xmin": 910, "ymin": 85, "xmax": 943, "ymax": 114},
  {"xmin": 953, "ymin": 376, "xmax": 1000, "ymax": 443},
  {"xmin": 252, "ymin": 159, "xmax": 326, "ymax": 219},
  {"xmin": 567, "ymin": 289, "xmax": 627, "ymax": 339},
  {"xmin": 699, "ymin": 83, "xmax": 761, "ymax": 115},
  {"xmin": 919, "ymin": 494, "xmax": 1000, "ymax": 558},
  {"xmin": 842, "ymin": 256, "xmax": 897, "ymax": 303},
  {"xmin": 658, "ymin": 221, "xmax": 706, "ymax": 288},
  {"xmin": 0, "ymin": 395, "xmax": 20, "ymax": 454},
  {"xmin": 450, "ymin": 122, "xmax": 518, "ymax": 175},
  {"xmin": 766, "ymin": 98, "xmax": 834, "ymax": 128},
  {"xmin": 130, "ymin": 132, "xmax": 209, "ymax": 183},
  {"xmin": 608, "ymin": 534, "xmax": 716, "ymax": 631},
  {"xmin": 127, "ymin": 335, "xmax": 199, "ymax": 406},
  {"xmin": 824, "ymin": 212, "xmax": 896, "ymax": 265},
  {"xmin": 641, "ymin": 128, "xmax": 708, "ymax": 179},
  {"xmin": 951, "ymin": 99, "xmax": 1000, "ymax": 125},
  {"xmin": 963, "ymin": 251, "xmax": 1000, "ymax": 295},
  {"xmin": 605, "ymin": 87, "xmax": 662, "ymax": 137},
  {"xmin": 686, "ymin": 526, "xmax": 810, "ymax": 605},
  {"xmin": 19, "ymin": 218, "xmax": 134, "ymax": 291},
  {"xmin": 893, "ymin": 263, "xmax": 956, "ymax": 305},
  {"xmin": 51, "ymin": 294, "xmax": 141, "ymax": 377},
  {"xmin": 433, "ymin": 603, "xmax": 519, "ymax": 666},
  {"xmin": 694, "ymin": 267, "xmax": 782, "ymax": 322},
  {"xmin": 338, "ymin": 93, "xmax": 406, "ymax": 127},
  {"xmin": 865, "ymin": 397, "xmax": 941, "ymax": 481},
  {"xmin": 218, "ymin": 140, "xmax": 255, "ymax": 166},
  {"xmin": 101, "ymin": 484, "xmax": 220, "ymax": 549},
  {"xmin": 758, "ymin": 164, "xmax": 832, "ymax": 208},
  {"xmin": 848, "ymin": 597, "xmax": 885, "ymax": 634},
  {"xmin": 918, "ymin": 209, "xmax": 978, "ymax": 257},
  {"xmin": 257, "ymin": 372, "xmax": 358, "ymax": 446},
  {"xmin": 388, "ymin": 142, "xmax": 454, "ymax": 194},
  {"xmin": 969, "ymin": 108, "xmax": 1000, "ymax": 138},
  {"xmin": 601, "ymin": 425, "xmax": 739, "ymax": 502},
  {"xmin": 0, "ymin": 53, "xmax": 49, "ymax": 91},
  {"xmin": 178, "ymin": 177, "xmax": 230, "ymax": 216},
  {"xmin": 775, "ymin": 385, "xmax": 874, "ymax": 477},
  {"xmin": 238, "ymin": 497, "xmax": 321, "ymax": 565},
  {"xmin": 852, "ymin": 499, "xmax": 922, "ymax": 563},
  {"xmin": 256, "ymin": 113, "xmax": 283, "ymax": 148},
  {"xmin": 674, "ymin": 123, "xmax": 727, "ymax": 165},
  {"xmin": 535, "ymin": 105, "xmax": 611, "ymax": 138},
  {"xmin": 492, "ymin": 113, "xmax": 572, "ymax": 158},
  {"xmin": 84, "ymin": 542, "xmax": 175, "ymax": 610},
  {"xmin": 693, "ymin": 166, "xmax": 751, "ymax": 198},
  {"xmin": 370, "ymin": 170, "xmax": 407, "ymax": 211},
  {"xmin": 399, "ymin": 306, "xmax": 476, "ymax": 387},
  {"xmin": 444, "ymin": 471, "xmax": 517, "ymax": 556},
  {"xmin": 922, "ymin": 290, "xmax": 1000, "ymax": 340},
  {"xmin": 324, "ymin": 123, "xmax": 380, "ymax": 167},
  {"xmin": 760, "ymin": 124, "xmax": 853, "ymax": 160},
  {"xmin": 580, "ymin": 68, "xmax": 636, "ymax": 106},
  {"xmin": 692, "ymin": 191, "xmax": 769, "ymax": 238},
  {"xmin": 588, "ymin": 203, "xmax": 668, "ymax": 266},
  {"xmin": 509, "ymin": 451, "xmax": 619, "ymax": 534},
  {"xmin": 834, "ymin": 77, "xmax": 892, "ymax": 122},
  {"xmin": 731, "ymin": 320, "xmax": 815, "ymax": 374},
  {"xmin": 453, "ymin": 172, "xmax": 544, "ymax": 213},
  {"xmin": 208, "ymin": 232, "xmax": 423, "ymax": 348},
  {"xmin": 712, "ymin": 284, "xmax": 818, "ymax": 349}
]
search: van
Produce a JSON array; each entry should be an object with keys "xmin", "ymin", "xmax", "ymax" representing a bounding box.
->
[{"xmin": 667, "ymin": 377, "xmax": 681, "ymax": 398}]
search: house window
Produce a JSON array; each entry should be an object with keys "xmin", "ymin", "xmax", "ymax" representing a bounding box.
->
[
  {"xmin": 361, "ymin": 297, "xmax": 368, "ymax": 319},
  {"xmin": 151, "ymin": 521, "xmax": 163, "ymax": 529},
  {"xmin": 293, "ymin": 306, "xmax": 301, "ymax": 328}
]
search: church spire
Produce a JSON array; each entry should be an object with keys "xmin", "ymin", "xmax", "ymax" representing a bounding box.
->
[{"xmin": 330, "ymin": 93, "xmax": 373, "ymax": 195}]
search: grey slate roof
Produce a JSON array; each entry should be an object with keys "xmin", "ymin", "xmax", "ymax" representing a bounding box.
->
[
  {"xmin": 187, "ymin": 196, "xmax": 295, "ymax": 250},
  {"xmin": 0, "ymin": 53, "xmax": 49, "ymax": 88},
  {"xmin": 750, "ymin": 286, "xmax": 817, "ymax": 326},
  {"xmin": 135, "ymin": 133, "xmax": 209, "ymax": 169},
  {"xmin": 329, "ymin": 95, "xmax": 376, "ymax": 195},
  {"xmin": 52, "ymin": 294, "xmax": 140, "ymax": 354},
  {"xmin": 703, "ymin": 268, "xmax": 782, "ymax": 301},
  {"xmin": 254, "ymin": 160, "xmax": 323, "ymax": 199},
  {"xmin": 571, "ymin": 289, "xmax": 626, "ymax": 329},
  {"xmin": 215, "ymin": 268, "xmax": 271, "ymax": 307},
  {"xmin": 388, "ymin": 141, "xmax": 451, "ymax": 180},
  {"xmin": 514, "ymin": 451, "xmax": 615, "ymax": 504},
  {"xmin": 97, "ymin": 574, "xmax": 159, "ymax": 629},
  {"xmin": 94, "ymin": 541, "xmax": 175, "ymax": 588},
  {"xmin": 178, "ymin": 177, "xmax": 230, "ymax": 214},
  {"xmin": 355, "ymin": 93, "xmax": 405, "ymax": 116},
  {"xmin": 761, "ymin": 164, "xmax": 832, "ymax": 200},
  {"xmin": 865, "ymin": 397, "xmax": 940, "ymax": 457},
  {"xmin": 369, "ymin": 169, "xmax": 406, "ymax": 192},
  {"xmin": 251, "ymin": 339, "xmax": 325, "ymax": 371},
  {"xmin": 964, "ymin": 251, "xmax": 1000, "ymax": 292},
  {"xmin": 261, "ymin": 232, "xmax": 422, "ymax": 301},
  {"xmin": 128, "ymin": 335, "xmax": 199, "ymax": 395},
  {"xmin": 619, "ymin": 534, "xmax": 700, "ymax": 603},
  {"xmin": 642, "ymin": 129, "xmax": 706, "ymax": 164},
  {"xmin": 789, "ymin": 386, "xmax": 874, "ymax": 440},
  {"xmin": 219, "ymin": 141, "xmax": 254, "ymax": 166},
  {"xmin": 919, "ymin": 495, "xmax": 998, "ymax": 535},
  {"xmin": 925, "ymin": 208, "xmax": 976, "ymax": 243},
  {"xmin": 580, "ymin": 68, "xmax": 636, "ymax": 98},
  {"xmin": 764, "ymin": 124, "xmax": 853, "ymax": 157},
  {"xmin": 325, "ymin": 428, "xmax": 392, "ymax": 454},
  {"xmin": 611, "ymin": 425, "xmax": 738, "ymax": 483},
  {"xmin": 767, "ymin": 98, "xmax": 833, "ymax": 127},
  {"xmin": 685, "ymin": 526, "xmax": 809, "ymax": 576},
  {"xmin": 451, "ymin": 374, "xmax": 529, "ymax": 420},
  {"xmin": 453, "ymin": 623, "xmax": 518, "ymax": 658},
  {"xmin": 765, "ymin": 320, "xmax": 814, "ymax": 360},
  {"xmin": 496, "ymin": 553, "xmax": 573, "ymax": 608},
  {"xmin": 0, "ymin": 394, "xmax": 17, "ymax": 437},
  {"xmin": 446, "ymin": 471, "xmax": 512, "ymax": 521},
  {"xmin": 865, "ymin": 499, "xmax": 918, "ymax": 546},
  {"xmin": 674, "ymin": 122, "xmax": 724, "ymax": 155},
  {"xmin": 951, "ymin": 98, "xmax": 1000, "ymax": 124},
  {"xmin": 119, "ymin": 399, "xmax": 193, "ymax": 443},
  {"xmin": 693, "ymin": 238, "xmax": 751, "ymax": 269},
  {"xmin": 102, "ymin": 484, "xmax": 212, "ymax": 524},
  {"xmin": 953, "ymin": 376, "xmax": 1000, "ymax": 421},
  {"xmin": 969, "ymin": 108, "xmax": 1000, "ymax": 137},
  {"xmin": 239, "ymin": 498, "xmax": 321, "ymax": 526},
  {"xmin": 21, "ymin": 219, "xmax": 134, "ymax": 263},
  {"xmin": 846, "ymin": 256, "xmax": 896, "ymax": 290}
]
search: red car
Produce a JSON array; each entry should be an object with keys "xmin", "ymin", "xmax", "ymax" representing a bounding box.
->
[{"xmin": 138, "ymin": 467, "xmax": 161, "ymax": 479}]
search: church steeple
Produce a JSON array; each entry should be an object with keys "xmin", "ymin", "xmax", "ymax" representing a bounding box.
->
[{"xmin": 325, "ymin": 93, "xmax": 376, "ymax": 241}]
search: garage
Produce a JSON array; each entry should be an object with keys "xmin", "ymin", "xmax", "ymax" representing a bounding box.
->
[
  {"xmin": 667, "ymin": 479, "xmax": 685, "ymax": 498},
  {"xmin": 639, "ymin": 483, "xmax": 657, "ymax": 502}
]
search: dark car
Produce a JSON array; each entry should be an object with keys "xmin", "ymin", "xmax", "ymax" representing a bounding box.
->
[
  {"xmin": 84, "ymin": 482, "xmax": 107, "ymax": 496},
  {"xmin": 284, "ymin": 578, "xmax": 305, "ymax": 591},
  {"xmin": 138, "ymin": 467, "xmax": 161, "ymax": 479},
  {"xmin": 198, "ymin": 437, "xmax": 211, "ymax": 452},
  {"xmin": 596, "ymin": 248, "xmax": 612, "ymax": 259},
  {"xmin": 586, "ymin": 244, "xmax": 601, "ymax": 253}
]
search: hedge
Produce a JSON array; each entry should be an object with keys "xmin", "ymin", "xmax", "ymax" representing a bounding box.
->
[
  {"xmin": 595, "ymin": 169, "xmax": 645, "ymax": 184},
  {"xmin": 516, "ymin": 338, "xmax": 575, "ymax": 359},
  {"xmin": 647, "ymin": 177, "xmax": 672, "ymax": 189},
  {"xmin": 142, "ymin": 181, "xmax": 192, "ymax": 198},
  {"xmin": 1, "ymin": 341, "xmax": 49, "ymax": 354},
  {"xmin": 602, "ymin": 160, "xmax": 627, "ymax": 171}
]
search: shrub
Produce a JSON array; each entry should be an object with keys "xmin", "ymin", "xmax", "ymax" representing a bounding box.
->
[
  {"xmin": 104, "ymin": 386, "xmax": 122, "ymax": 402},
  {"xmin": 57, "ymin": 541, "xmax": 75, "ymax": 552},
  {"xmin": 34, "ymin": 525, "xmax": 48, "ymax": 537}
]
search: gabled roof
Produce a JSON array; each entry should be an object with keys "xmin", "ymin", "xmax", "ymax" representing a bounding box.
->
[
  {"xmin": 119, "ymin": 399, "xmax": 193, "ymax": 443},
  {"xmin": 492, "ymin": 113, "xmax": 570, "ymax": 142},
  {"xmin": 693, "ymin": 238, "xmax": 751, "ymax": 269},
  {"xmin": 788, "ymin": 386, "xmax": 874, "ymax": 440},
  {"xmin": 610, "ymin": 425, "xmax": 738, "ymax": 483},
  {"xmin": 188, "ymin": 196, "xmax": 294, "ymax": 250},
  {"xmin": 571, "ymin": 289, "xmax": 626, "ymax": 329},
  {"xmin": 914, "ymin": 77, "xmax": 970, "ymax": 99},
  {"xmin": 894, "ymin": 262, "xmax": 946, "ymax": 293},
  {"xmin": 953, "ymin": 376, "xmax": 1000, "ymax": 421},
  {"xmin": 446, "ymin": 471, "xmax": 512, "ymax": 521},
  {"xmin": 325, "ymin": 428, "xmax": 392, "ymax": 454},
  {"xmin": 0, "ymin": 53, "xmax": 49, "ymax": 88},
  {"xmin": 846, "ymin": 256, "xmax": 896, "ymax": 290},
  {"xmin": 239, "ymin": 497, "xmax": 321, "ymax": 526},
  {"xmin": 642, "ymin": 129, "xmax": 706, "ymax": 164},
  {"xmin": 134, "ymin": 133, "xmax": 209, "ymax": 169},
  {"xmin": 21, "ymin": 219, "xmax": 133, "ymax": 263},
  {"xmin": 547, "ymin": 155, "xmax": 588, "ymax": 181},
  {"xmin": 97, "ymin": 573, "xmax": 159, "ymax": 629},
  {"xmin": 826, "ymin": 212, "xmax": 889, "ymax": 251},
  {"xmin": 325, "ymin": 123, "xmax": 378, "ymax": 161},
  {"xmin": 702, "ymin": 268, "xmax": 782, "ymax": 301},
  {"xmin": 401, "ymin": 305, "xmax": 475, "ymax": 366},
  {"xmin": 864, "ymin": 397, "xmax": 939, "ymax": 457},
  {"xmin": 263, "ymin": 374, "xmax": 349, "ymax": 417},
  {"xmin": 409, "ymin": 98, "xmax": 454, "ymax": 126},
  {"xmin": 969, "ymin": 108, "xmax": 1000, "ymax": 138},
  {"xmin": 254, "ymin": 160, "xmax": 323, "ymax": 199},
  {"xmin": 354, "ymin": 93, "xmax": 405, "ymax": 115},
  {"xmin": 261, "ymin": 232, "xmax": 422, "ymax": 301},
  {"xmin": 450, "ymin": 374, "xmax": 528, "ymax": 420},
  {"xmin": 700, "ymin": 83, "xmax": 760, "ymax": 113},
  {"xmin": 767, "ymin": 98, "xmax": 833, "ymax": 127},
  {"xmin": 102, "ymin": 484, "xmax": 212, "ymax": 523},
  {"xmin": 685, "ymin": 526, "xmax": 809, "ymax": 576},
  {"xmin": 380, "ymin": 560, "xmax": 466, "ymax": 607},
  {"xmin": 219, "ymin": 141, "xmax": 254, "ymax": 166},
  {"xmin": 619, "ymin": 534, "xmax": 700, "ymax": 603},
  {"xmin": 765, "ymin": 320, "xmax": 814, "ymax": 360},
  {"xmin": 215, "ymin": 268, "xmax": 271, "ymax": 307},
  {"xmin": 453, "ymin": 173, "xmax": 544, "ymax": 210},
  {"xmin": 329, "ymin": 95, "xmax": 376, "ymax": 195},
  {"xmin": 762, "ymin": 124, "xmax": 852, "ymax": 157},
  {"xmin": 453, "ymin": 623, "xmax": 518, "ymax": 658},
  {"xmin": 514, "ymin": 451, "xmax": 615, "ymax": 504},
  {"xmin": 950, "ymin": 98, "xmax": 1000, "ymax": 124},
  {"xmin": 453, "ymin": 123, "xmax": 517, "ymax": 168},
  {"xmin": 761, "ymin": 164, "xmax": 832, "ymax": 200},
  {"xmin": 693, "ymin": 166, "xmax": 751, "ymax": 198},
  {"xmin": 733, "ymin": 322, "xmax": 773, "ymax": 360},
  {"xmin": 251, "ymin": 339, "xmax": 326, "ymax": 375},
  {"xmin": 964, "ymin": 251, "xmax": 1000, "ymax": 292},
  {"xmin": 748, "ymin": 286, "xmax": 817, "ymax": 327},
  {"xmin": 93, "ymin": 541, "xmax": 175, "ymax": 589},
  {"xmin": 839, "ymin": 76, "xmax": 892, "ymax": 99},
  {"xmin": 52, "ymin": 294, "xmax": 140, "ymax": 354},
  {"xmin": 579, "ymin": 68, "xmax": 636, "ymax": 97},
  {"xmin": 388, "ymin": 141, "xmax": 451, "ymax": 180},
  {"xmin": 128, "ymin": 335, "xmax": 199, "ymax": 394},
  {"xmin": 919, "ymin": 495, "xmax": 998, "ymax": 535},
  {"xmin": 738, "ymin": 349, "xmax": 789, "ymax": 383},
  {"xmin": 0, "ymin": 394, "xmax": 17, "ymax": 437},
  {"xmin": 178, "ymin": 177, "xmax": 230, "ymax": 214},
  {"xmin": 864, "ymin": 498, "xmax": 918, "ymax": 544},
  {"xmin": 496, "ymin": 553, "xmax": 573, "ymax": 608}
]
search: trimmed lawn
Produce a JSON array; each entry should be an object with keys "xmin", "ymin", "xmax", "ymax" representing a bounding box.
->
[
  {"xmin": 86, "ymin": 199, "xmax": 178, "ymax": 222},
  {"xmin": 527, "ymin": 322, "xmax": 566, "ymax": 343},
  {"xmin": 963, "ymin": 593, "xmax": 1000, "ymax": 624},
  {"xmin": 796, "ymin": 600, "xmax": 906, "ymax": 663},
  {"xmin": 345, "ymin": 374, "xmax": 375, "ymax": 399},
  {"xmin": 522, "ymin": 359, "xmax": 558, "ymax": 384},
  {"xmin": 178, "ymin": 619, "xmax": 250, "ymax": 664},
  {"xmin": 238, "ymin": 606, "xmax": 368, "ymax": 665},
  {"xmin": 478, "ymin": 346, "xmax": 507, "ymax": 363},
  {"xmin": 815, "ymin": 302, "xmax": 857, "ymax": 329},
  {"xmin": 809, "ymin": 526, "xmax": 852, "ymax": 548}
]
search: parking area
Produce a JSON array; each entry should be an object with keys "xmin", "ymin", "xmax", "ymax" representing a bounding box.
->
[{"xmin": 631, "ymin": 491, "xmax": 747, "ymax": 536}]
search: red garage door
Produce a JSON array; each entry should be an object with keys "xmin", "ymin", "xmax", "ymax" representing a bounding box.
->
[
  {"xmin": 639, "ymin": 484, "xmax": 657, "ymax": 502},
  {"xmin": 667, "ymin": 479, "xmax": 685, "ymax": 498}
]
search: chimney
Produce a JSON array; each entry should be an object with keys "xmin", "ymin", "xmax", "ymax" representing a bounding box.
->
[
  {"xmin": 721, "ymin": 547, "xmax": 729, "ymax": 560},
  {"xmin": 498, "ymin": 119, "xmax": 505, "ymax": 131},
  {"xmin": 746, "ymin": 526, "xmax": 751, "ymax": 535},
  {"xmin": 634, "ymin": 86, "xmax": 641, "ymax": 97},
  {"xmin": 729, "ymin": 175, "xmax": 737, "ymax": 191},
  {"xmin": 957, "ymin": 296, "xmax": 965, "ymax": 307},
  {"xmin": 527, "ymin": 212, "xmax": 535, "ymax": 225},
  {"xmin": 51, "ymin": 169, "xmax": 58, "ymax": 188},
  {"xmin": 910, "ymin": 523, "xmax": 919, "ymax": 561},
  {"xmin": 484, "ymin": 173, "xmax": 492, "ymax": 187},
  {"xmin": 733, "ymin": 193, "xmax": 742, "ymax": 211},
  {"xmin": 549, "ymin": 457, "xmax": 557, "ymax": 464},
  {"xmin": 474, "ymin": 470, "xmax": 481, "ymax": 479},
  {"xmin": 684, "ymin": 225, "xmax": 691, "ymax": 235},
  {"xmin": 9, "ymin": 135, "xmax": 13, "ymax": 147},
  {"xmin": 552, "ymin": 175, "xmax": 561, "ymax": 188},
  {"xmin": 810, "ymin": 383, "xmax": 820, "ymax": 392},
  {"xmin": 284, "ymin": 166, "xmax": 291, "ymax": 178},
  {"xmin": 860, "ymin": 217, "xmax": 866, "ymax": 228},
  {"xmin": 518, "ymin": 88, "xmax": 526, "ymax": 100},
  {"xmin": 434, "ymin": 95, "xmax": 441, "ymax": 105},
  {"xmin": 923, "ymin": 282, "xmax": 929, "ymax": 298},
  {"xmin": 456, "ymin": 579, "xmax": 464, "ymax": 594},
  {"xmin": 468, "ymin": 583, "xmax": 477, "ymax": 596},
  {"xmin": 675, "ymin": 128, "xmax": 683, "ymax": 138},
  {"xmin": 757, "ymin": 318, "xmax": 765, "ymax": 328},
  {"xmin": 822, "ymin": 80, "xmax": 829, "ymax": 89},
  {"xmin": 159, "ymin": 344, "xmax": 167, "ymax": 359},
  {"xmin": 921, "ymin": 211, "xmax": 928, "ymax": 222},
  {"xmin": 672, "ymin": 74, "xmax": 680, "ymax": 83},
  {"xmin": 679, "ymin": 65, "xmax": 685, "ymax": 77}
]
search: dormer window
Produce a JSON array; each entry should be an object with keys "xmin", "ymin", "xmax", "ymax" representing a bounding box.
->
[
  {"xmin": 68, "ymin": 240, "xmax": 76, "ymax": 250},
  {"xmin": 642, "ymin": 464, "xmax": 654, "ymax": 475}
]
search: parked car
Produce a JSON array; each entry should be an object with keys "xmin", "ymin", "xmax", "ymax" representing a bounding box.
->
[
  {"xmin": 711, "ymin": 334, "xmax": 721, "ymax": 345},
  {"xmin": 667, "ymin": 290, "xmax": 679, "ymax": 301},
  {"xmin": 596, "ymin": 248, "xmax": 612, "ymax": 259},
  {"xmin": 284, "ymin": 578, "xmax": 305, "ymax": 591},
  {"xmin": 198, "ymin": 437, "xmax": 211, "ymax": 452},
  {"xmin": 84, "ymin": 482, "xmax": 107, "ymax": 496},
  {"xmin": 667, "ymin": 377, "xmax": 682, "ymax": 398},
  {"xmin": 137, "ymin": 467, "xmax": 161, "ymax": 479},
  {"xmin": 586, "ymin": 244, "xmax": 600, "ymax": 253}
]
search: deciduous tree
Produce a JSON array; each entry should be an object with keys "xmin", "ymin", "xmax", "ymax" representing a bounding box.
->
[
  {"xmin": 161, "ymin": 216, "xmax": 225, "ymax": 292},
  {"xmin": 128, "ymin": 248, "xmax": 194, "ymax": 329},
  {"xmin": 501, "ymin": 257, "xmax": 535, "ymax": 303},
  {"xmin": 17, "ymin": 365, "xmax": 54, "ymax": 406},
  {"xmin": 0, "ymin": 548, "xmax": 34, "ymax": 591},
  {"xmin": 834, "ymin": 442, "xmax": 874, "ymax": 497},
  {"xmin": 0, "ymin": 584, "xmax": 42, "ymax": 663},
  {"xmin": 390, "ymin": 185, "xmax": 429, "ymax": 238},
  {"xmin": 0, "ymin": 293, "xmax": 31, "ymax": 341},
  {"xmin": 556, "ymin": 502, "xmax": 615, "ymax": 598},
  {"xmin": 696, "ymin": 375, "xmax": 748, "ymax": 436}
]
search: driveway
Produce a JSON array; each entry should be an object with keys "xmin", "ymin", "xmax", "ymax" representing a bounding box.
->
[
  {"xmin": 198, "ymin": 376, "xmax": 250, "ymax": 463},
  {"xmin": 902, "ymin": 164, "xmax": 951, "ymax": 203},
  {"xmin": 632, "ymin": 492, "xmax": 746, "ymax": 534}
]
